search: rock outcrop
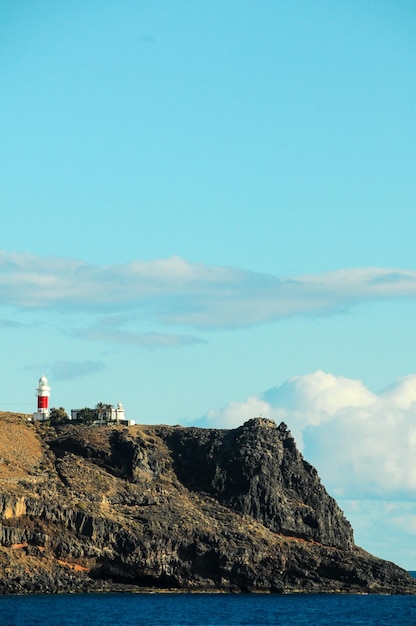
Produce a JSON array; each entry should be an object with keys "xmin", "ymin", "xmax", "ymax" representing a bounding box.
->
[{"xmin": 0, "ymin": 412, "xmax": 414, "ymax": 594}]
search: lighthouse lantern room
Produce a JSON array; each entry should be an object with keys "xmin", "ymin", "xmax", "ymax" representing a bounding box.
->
[{"xmin": 33, "ymin": 374, "xmax": 51, "ymax": 421}]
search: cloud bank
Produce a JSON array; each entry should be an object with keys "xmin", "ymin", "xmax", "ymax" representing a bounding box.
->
[
  {"xmin": 201, "ymin": 370, "xmax": 416, "ymax": 501},
  {"xmin": 1, "ymin": 250, "xmax": 416, "ymax": 329}
]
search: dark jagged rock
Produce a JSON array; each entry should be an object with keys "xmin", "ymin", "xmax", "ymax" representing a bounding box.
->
[
  {"xmin": 0, "ymin": 412, "xmax": 414, "ymax": 595},
  {"xmin": 158, "ymin": 418, "xmax": 353, "ymax": 548}
]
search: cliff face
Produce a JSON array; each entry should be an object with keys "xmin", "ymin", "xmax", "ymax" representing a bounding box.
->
[
  {"xmin": 0, "ymin": 412, "xmax": 414, "ymax": 594},
  {"xmin": 161, "ymin": 419, "xmax": 353, "ymax": 549}
]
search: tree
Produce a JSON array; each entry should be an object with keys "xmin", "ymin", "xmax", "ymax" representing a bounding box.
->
[
  {"xmin": 95, "ymin": 402, "xmax": 114, "ymax": 422},
  {"xmin": 76, "ymin": 407, "xmax": 97, "ymax": 424},
  {"xmin": 49, "ymin": 407, "xmax": 69, "ymax": 426},
  {"xmin": 95, "ymin": 402, "xmax": 106, "ymax": 422}
]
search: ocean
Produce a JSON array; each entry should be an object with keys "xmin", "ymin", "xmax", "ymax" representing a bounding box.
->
[{"xmin": 1, "ymin": 593, "xmax": 416, "ymax": 626}]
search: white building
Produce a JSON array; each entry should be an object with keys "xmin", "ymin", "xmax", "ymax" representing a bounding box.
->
[{"xmin": 71, "ymin": 402, "xmax": 134, "ymax": 426}]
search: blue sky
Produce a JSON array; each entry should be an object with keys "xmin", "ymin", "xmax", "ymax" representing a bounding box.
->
[{"xmin": 1, "ymin": 1, "xmax": 416, "ymax": 569}]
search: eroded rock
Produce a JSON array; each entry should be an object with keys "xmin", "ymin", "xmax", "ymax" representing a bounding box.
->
[{"xmin": 0, "ymin": 413, "xmax": 414, "ymax": 595}]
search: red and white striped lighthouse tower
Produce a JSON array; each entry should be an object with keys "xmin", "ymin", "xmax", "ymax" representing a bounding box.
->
[{"xmin": 34, "ymin": 374, "xmax": 50, "ymax": 421}]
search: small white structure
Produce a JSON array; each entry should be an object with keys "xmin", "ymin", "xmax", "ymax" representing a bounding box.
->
[
  {"xmin": 33, "ymin": 374, "xmax": 51, "ymax": 422},
  {"xmin": 96, "ymin": 402, "xmax": 126, "ymax": 424},
  {"xmin": 71, "ymin": 402, "xmax": 134, "ymax": 426}
]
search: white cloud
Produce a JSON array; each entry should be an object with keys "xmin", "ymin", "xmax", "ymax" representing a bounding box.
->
[
  {"xmin": 1, "ymin": 250, "xmax": 416, "ymax": 329},
  {"xmin": 28, "ymin": 360, "xmax": 106, "ymax": 381},
  {"xmin": 72, "ymin": 326, "xmax": 205, "ymax": 348},
  {"xmin": 390, "ymin": 513, "xmax": 416, "ymax": 535},
  {"xmin": 200, "ymin": 371, "xmax": 416, "ymax": 501},
  {"xmin": 335, "ymin": 499, "xmax": 416, "ymax": 568},
  {"xmin": 204, "ymin": 396, "xmax": 273, "ymax": 428}
]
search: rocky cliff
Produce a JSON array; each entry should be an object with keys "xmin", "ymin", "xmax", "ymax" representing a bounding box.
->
[{"xmin": 0, "ymin": 412, "xmax": 414, "ymax": 594}]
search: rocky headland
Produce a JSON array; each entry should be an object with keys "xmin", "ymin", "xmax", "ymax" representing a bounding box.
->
[{"xmin": 0, "ymin": 412, "xmax": 414, "ymax": 594}]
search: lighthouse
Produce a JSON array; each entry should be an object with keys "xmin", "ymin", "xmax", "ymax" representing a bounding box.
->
[{"xmin": 33, "ymin": 374, "xmax": 50, "ymax": 421}]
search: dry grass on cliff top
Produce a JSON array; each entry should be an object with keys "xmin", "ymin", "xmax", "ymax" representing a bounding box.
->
[{"xmin": 0, "ymin": 412, "xmax": 43, "ymax": 479}]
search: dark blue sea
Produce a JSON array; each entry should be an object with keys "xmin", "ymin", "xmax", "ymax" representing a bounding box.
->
[{"xmin": 1, "ymin": 593, "xmax": 416, "ymax": 626}]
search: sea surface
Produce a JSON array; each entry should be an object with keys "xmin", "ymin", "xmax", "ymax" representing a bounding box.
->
[{"xmin": 1, "ymin": 593, "xmax": 416, "ymax": 626}]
